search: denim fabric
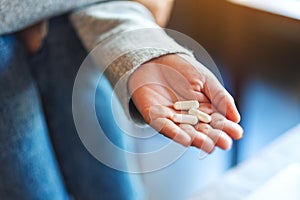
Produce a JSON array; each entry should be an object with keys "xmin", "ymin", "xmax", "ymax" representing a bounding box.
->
[
  {"xmin": 0, "ymin": 34, "xmax": 69, "ymax": 200},
  {"xmin": 0, "ymin": 16, "xmax": 137, "ymax": 200}
]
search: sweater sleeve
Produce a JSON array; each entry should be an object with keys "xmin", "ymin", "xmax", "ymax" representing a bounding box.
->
[
  {"xmin": 70, "ymin": 1, "xmax": 194, "ymax": 122},
  {"xmin": 0, "ymin": 0, "xmax": 104, "ymax": 34}
]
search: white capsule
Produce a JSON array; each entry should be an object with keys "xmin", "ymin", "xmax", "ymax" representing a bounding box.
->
[
  {"xmin": 172, "ymin": 114, "xmax": 198, "ymax": 125},
  {"xmin": 173, "ymin": 100, "xmax": 199, "ymax": 110},
  {"xmin": 188, "ymin": 108, "xmax": 212, "ymax": 123}
]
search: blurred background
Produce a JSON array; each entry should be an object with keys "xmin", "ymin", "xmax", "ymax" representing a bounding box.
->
[
  {"xmin": 168, "ymin": 0, "xmax": 300, "ymax": 163},
  {"xmin": 137, "ymin": 0, "xmax": 300, "ymax": 199}
]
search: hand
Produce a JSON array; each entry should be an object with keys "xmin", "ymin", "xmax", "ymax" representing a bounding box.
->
[
  {"xmin": 132, "ymin": 0, "xmax": 175, "ymax": 27},
  {"xmin": 128, "ymin": 54, "xmax": 243, "ymax": 153},
  {"xmin": 18, "ymin": 21, "xmax": 47, "ymax": 54}
]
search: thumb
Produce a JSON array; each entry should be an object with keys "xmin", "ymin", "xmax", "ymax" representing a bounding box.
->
[{"xmin": 203, "ymin": 72, "xmax": 241, "ymax": 123}]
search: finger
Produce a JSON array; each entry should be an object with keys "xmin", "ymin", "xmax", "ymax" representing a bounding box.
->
[
  {"xmin": 146, "ymin": 104, "xmax": 189, "ymax": 127},
  {"xmin": 210, "ymin": 113, "xmax": 244, "ymax": 140},
  {"xmin": 194, "ymin": 91, "xmax": 210, "ymax": 103},
  {"xmin": 151, "ymin": 118, "xmax": 192, "ymax": 146},
  {"xmin": 195, "ymin": 123, "xmax": 233, "ymax": 150},
  {"xmin": 203, "ymin": 73, "xmax": 241, "ymax": 123},
  {"xmin": 199, "ymin": 103, "xmax": 215, "ymax": 115},
  {"xmin": 179, "ymin": 124, "xmax": 215, "ymax": 153}
]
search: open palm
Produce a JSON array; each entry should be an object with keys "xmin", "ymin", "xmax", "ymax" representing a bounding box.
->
[{"xmin": 129, "ymin": 54, "xmax": 243, "ymax": 153}]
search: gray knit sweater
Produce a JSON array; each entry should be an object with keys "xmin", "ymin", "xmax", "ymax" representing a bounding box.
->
[{"xmin": 0, "ymin": 0, "xmax": 192, "ymax": 119}]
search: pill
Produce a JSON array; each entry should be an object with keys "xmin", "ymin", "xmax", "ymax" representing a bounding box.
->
[
  {"xmin": 188, "ymin": 108, "xmax": 212, "ymax": 123},
  {"xmin": 172, "ymin": 114, "xmax": 198, "ymax": 125},
  {"xmin": 174, "ymin": 100, "xmax": 199, "ymax": 110}
]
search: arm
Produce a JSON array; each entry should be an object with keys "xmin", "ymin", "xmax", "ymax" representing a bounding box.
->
[
  {"xmin": 70, "ymin": 1, "xmax": 192, "ymax": 112},
  {"xmin": 15, "ymin": 0, "xmax": 174, "ymax": 53},
  {"xmin": 70, "ymin": 1, "xmax": 243, "ymax": 152},
  {"xmin": 131, "ymin": 0, "xmax": 175, "ymax": 27},
  {"xmin": 0, "ymin": 0, "xmax": 101, "ymax": 34}
]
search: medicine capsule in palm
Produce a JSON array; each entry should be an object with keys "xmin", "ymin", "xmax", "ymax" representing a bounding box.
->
[
  {"xmin": 188, "ymin": 108, "xmax": 212, "ymax": 123},
  {"xmin": 173, "ymin": 100, "xmax": 199, "ymax": 110},
  {"xmin": 172, "ymin": 114, "xmax": 198, "ymax": 125}
]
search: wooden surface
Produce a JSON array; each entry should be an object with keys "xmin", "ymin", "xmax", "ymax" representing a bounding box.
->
[{"xmin": 191, "ymin": 124, "xmax": 300, "ymax": 200}]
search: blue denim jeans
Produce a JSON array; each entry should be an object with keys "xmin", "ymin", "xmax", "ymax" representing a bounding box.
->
[{"xmin": 0, "ymin": 16, "xmax": 137, "ymax": 200}]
